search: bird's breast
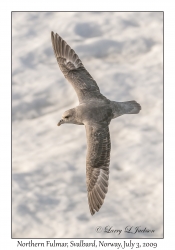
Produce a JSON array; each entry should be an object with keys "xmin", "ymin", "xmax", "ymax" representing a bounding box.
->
[{"xmin": 76, "ymin": 102, "xmax": 113, "ymax": 125}]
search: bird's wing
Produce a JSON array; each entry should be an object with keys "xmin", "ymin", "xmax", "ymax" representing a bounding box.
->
[
  {"xmin": 51, "ymin": 32, "xmax": 108, "ymax": 104},
  {"xmin": 85, "ymin": 123, "xmax": 111, "ymax": 215}
]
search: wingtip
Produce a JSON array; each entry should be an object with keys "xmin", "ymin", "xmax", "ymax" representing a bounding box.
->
[
  {"xmin": 51, "ymin": 31, "xmax": 55, "ymax": 40},
  {"xmin": 89, "ymin": 201, "xmax": 95, "ymax": 216},
  {"xmin": 90, "ymin": 209, "xmax": 95, "ymax": 216}
]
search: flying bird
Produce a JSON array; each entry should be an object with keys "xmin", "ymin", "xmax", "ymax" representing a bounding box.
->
[{"xmin": 51, "ymin": 31, "xmax": 141, "ymax": 215}]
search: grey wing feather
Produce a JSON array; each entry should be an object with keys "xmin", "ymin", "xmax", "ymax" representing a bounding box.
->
[
  {"xmin": 85, "ymin": 124, "xmax": 111, "ymax": 215},
  {"xmin": 51, "ymin": 31, "xmax": 108, "ymax": 104}
]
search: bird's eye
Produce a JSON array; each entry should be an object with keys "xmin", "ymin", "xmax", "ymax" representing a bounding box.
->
[{"xmin": 64, "ymin": 116, "xmax": 69, "ymax": 119}]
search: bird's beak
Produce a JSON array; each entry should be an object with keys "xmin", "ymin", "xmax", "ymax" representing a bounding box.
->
[{"xmin": 57, "ymin": 119, "xmax": 64, "ymax": 126}]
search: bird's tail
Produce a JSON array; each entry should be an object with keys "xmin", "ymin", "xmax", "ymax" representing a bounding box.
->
[{"xmin": 119, "ymin": 100, "xmax": 141, "ymax": 114}]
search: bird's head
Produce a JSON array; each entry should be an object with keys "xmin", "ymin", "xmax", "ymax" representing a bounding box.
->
[{"xmin": 57, "ymin": 109, "xmax": 76, "ymax": 126}]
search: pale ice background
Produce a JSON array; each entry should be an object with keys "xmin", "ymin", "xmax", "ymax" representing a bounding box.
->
[{"xmin": 12, "ymin": 12, "xmax": 163, "ymax": 238}]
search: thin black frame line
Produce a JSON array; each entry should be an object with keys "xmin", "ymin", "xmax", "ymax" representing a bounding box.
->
[
  {"xmin": 163, "ymin": 12, "xmax": 165, "ymax": 238},
  {"xmin": 11, "ymin": 11, "xmax": 164, "ymax": 13},
  {"xmin": 11, "ymin": 10, "xmax": 13, "ymax": 240},
  {"xmin": 13, "ymin": 237, "xmax": 164, "ymax": 240},
  {"xmin": 11, "ymin": 11, "xmax": 164, "ymax": 240}
]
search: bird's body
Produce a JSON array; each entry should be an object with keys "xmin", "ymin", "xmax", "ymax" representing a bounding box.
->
[
  {"xmin": 51, "ymin": 31, "xmax": 141, "ymax": 215},
  {"xmin": 72, "ymin": 102, "xmax": 112, "ymax": 125}
]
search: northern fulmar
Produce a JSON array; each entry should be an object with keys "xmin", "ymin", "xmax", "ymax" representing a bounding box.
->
[{"xmin": 51, "ymin": 31, "xmax": 141, "ymax": 215}]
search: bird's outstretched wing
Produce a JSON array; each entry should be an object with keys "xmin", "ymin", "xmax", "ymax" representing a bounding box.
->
[
  {"xmin": 51, "ymin": 31, "xmax": 108, "ymax": 104},
  {"xmin": 85, "ymin": 123, "xmax": 111, "ymax": 215}
]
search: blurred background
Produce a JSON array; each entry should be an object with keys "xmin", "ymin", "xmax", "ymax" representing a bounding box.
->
[{"xmin": 12, "ymin": 12, "xmax": 163, "ymax": 238}]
